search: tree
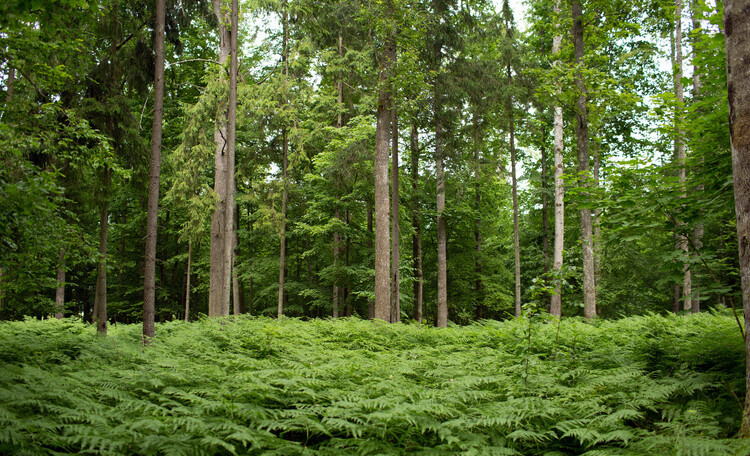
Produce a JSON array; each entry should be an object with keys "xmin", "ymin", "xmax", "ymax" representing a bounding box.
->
[
  {"xmin": 571, "ymin": 0, "xmax": 596, "ymax": 318},
  {"xmin": 550, "ymin": 0, "xmax": 564, "ymax": 318},
  {"xmin": 143, "ymin": 0, "xmax": 166, "ymax": 341},
  {"xmin": 722, "ymin": 0, "xmax": 750, "ymax": 437},
  {"xmin": 373, "ymin": 0, "xmax": 394, "ymax": 322}
]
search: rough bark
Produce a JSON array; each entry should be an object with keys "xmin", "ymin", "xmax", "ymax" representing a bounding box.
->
[
  {"xmin": 55, "ymin": 248, "xmax": 65, "ymax": 319},
  {"xmin": 723, "ymin": 0, "xmax": 750, "ymax": 437},
  {"xmin": 391, "ymin": 106, "xmax": 400, "ymax": 322},
  {"xmin": 373, "ymin": 23, "xmax": 393, "ymax": 322},
  {"xmin": 550, "ymin": 0, "xmax": 565, "ymax": 318},
  {"xmin": 508, "ymin": 61, "xmax": 521, "ymax": 319},
  {"xmin": 411, "ymin": 121, "xmax": 423, "ymax": 323},
  {"xmin": 208, "ymin": 0, "xmax": 232, "ymax": 316},
  {"xmin": 435, "ymin": 94, "xmax": 448, "ymax": 328},
  {"xmin": 572, "ymin": 0, "xmax": 596, "ymax": 318},
  {"xmin": 143, "ymin": 0, "xmax": 165, "ymax": 341}
]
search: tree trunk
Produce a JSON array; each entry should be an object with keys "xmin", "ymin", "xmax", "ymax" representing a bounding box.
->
[
  {"xmin": 367, "ymin": 204, "xmax": 376, "ymax": 319},
  {"xmin": 55, "ymin": 248, "xmax": 65, "ymax": 319},
  {"xmin": 143, "ymin": 0, "xmax": 165, "ymax": 341},
  {"xmin": 391, "ymin": 106, "xmax": 401, "ymax": 322},
  {"xmin": 278, "ymin": 8, "xmax": 289, "ymax": 320},
  {"xmin": 410, "ymin": 120, "xmax": 423, "ymax": 323},
  {"xmin": 674, "ymin": 0, "xmax": 691, "ymax": 311},
  {"xmin": 550, "ymin": 0, "xmax": 565, "ymax": 318},
  {"xmin": 373, "ymin": 1, "xmax": 394, "ymax": 322},
  {"xmin": 232, "ymin": 207, "xmax": 240, "ymax": 315},
  {"xmin": 333, "ymin": 209, "xmax": 341, "ymax": 318},
  {"xmin": 474, "ymin": 117, "xmax": 483, "ymax": 319},
  {"xmin": 208, "ymin": 0, "xmax": 232, "ymax": 317},
  {"xmin": 185, "ymin": 240, "xmax": 192, "ymax": 322},
  {"xmin": 691, "ymin": 2, "xmax": 704, "ymax": 313},
  {"xmin": 572, "ymin": 0, "xmax": 596, "ymax": 318},
  {"xmin": 723, "ymin": 0, "xmax": 750, "ymax": 437},
  {"xmin": 435, "ymin": 97, "xmax": 448, "ymax": 328},
  {"xmin": 93, "ymin": 171, "xmax": 110, "ymax": 335},
  {"xmin": 508, "ymin": 62, "xmax": 521, "ymax": 319}
]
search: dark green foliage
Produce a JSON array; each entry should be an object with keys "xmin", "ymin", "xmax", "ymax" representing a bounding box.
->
[{"xmin": 1, "ymin": 312, "xmax": 748, "ymax": 455}]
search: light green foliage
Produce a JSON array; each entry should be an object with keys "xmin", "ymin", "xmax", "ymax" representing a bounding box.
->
[{"xmin": 0, "ymin": 311, "xmax": 748, "ymax": 454}]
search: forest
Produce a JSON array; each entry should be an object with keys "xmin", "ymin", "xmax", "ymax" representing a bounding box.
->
[{"xmin": 2, "ymin": 0, "xmax": 750, "ymax": 452}]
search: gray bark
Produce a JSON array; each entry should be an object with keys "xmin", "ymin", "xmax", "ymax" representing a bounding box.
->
[
  {"xmin": 723, "ymin": 0, "xmax": 750, "ymax": 437},
  {"xmin": 391, "ymin": 106, "xmax": 400, "ymax": 322},
  {"xmin": 550, "ymin": 0, "xmax": 564, "ymax": 318},
  {"xmin": 143, "ymin": 0, "xmax": 165, "ymax": 340},
  {"xmin": 572, "ymin": 0, "xmax": 596, "ymax": 318}
]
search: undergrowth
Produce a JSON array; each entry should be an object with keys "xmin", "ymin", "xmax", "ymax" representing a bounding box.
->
[{"xmin": 0, "ymin": 310, "xmax": 748, "ymax": 455}]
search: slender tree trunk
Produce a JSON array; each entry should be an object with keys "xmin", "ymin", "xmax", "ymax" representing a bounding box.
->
[
  {"xmin": 333, "ymin": 209, "xmax": 341, "ymax": 318},
  {"xmin": 435, "ymin": 96, "xmax": 448, "ymax": 327},
  {"xmin": 508, "ymin": 63, "xmax": 521, "ymax": 319},
  {"xmin": 55, "ymin": 248, "xmax": 65, "ymax": 319},
  {"xmin": 373, "ymin": 1, "xmax": 394, "ymax": 322},
  {"xmin": 550, "ymin": 0, "xmax": 565, "ymax": 318},
  {"xmin": 691, "ymin": 2, "xmax": 704, "ymax": 313},
  {"xmin": 367, "ymin": 204, "xmax": 375, "ymax": 319},
  {"xmin": 723, "ymin": 0, "xmax": 750, "ymax": 437},
  {"xmin": 185, "ymin": 240, "xmax": 192, "ymax": 322},
  {"xmin": 542, "ymin": 136, "xmax": 549, "ymax": 274},
  {"xmin": 572, "ymin": 0, "xmax": 596, "ymax": 318},
  {"xmin": 411, "ymin": 121, "xmax": 423, "ymax": 323},
  {"xmin": 673, "ymin": 0, "xmax": 691, "ymax": 311},
  {"xmin": 391, "ymin": 106, "xmax": 401, "ymax": 322},
  {"xmin": 208, "ymin": 0, "xmax": 232, "ymax": 316},
  {"xmin": 278, "ymin": 8, "xmax": 289, "ymax": 319},
  {"xmin": 143, "ymin": 0, "xmax": 166, "ymax": 340},
  {"xmin": 93, "ymin": 171, "xmax": 110, "ymax": 335},
  {"xmin": 593, "ymin": 141, "xmax": 602, "ymax": 282},
  {"xmin": 474, "ymin": 117, "xmax": 483, "ymax": 319},
  {"xmin": 232, "ymin": 207, "xmax": 240, "ymax": 315}
]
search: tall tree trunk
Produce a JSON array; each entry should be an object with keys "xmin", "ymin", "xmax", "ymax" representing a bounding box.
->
[
  {"xmin": 550, "ymin": 0, "xmax": 565, "ymax": 318},
  {"xmin": 508, "ymin": 62, "xmax": 521, "ymax": 319},
  {"xmin": 411, "ymin": 121, "xmax": 423, "ymax": 323},
  {"xmin": 474, "ymin": 117, "xmax": 483, "ymax": 319},
  {"xmin": 278, "ymin": 8, "xmax": 289, "ymax": 319},
  {"xmin": 572, "ymin": 0, "xmax": 596, "ymax": 318},
  {"xmin": 391, "ymin": 106, "xmax": 401, "ymax": 322},
  {"xmin": 367, "ymin": 204, "xmax": 375, "ymax": 319},
  {"xmin": 93, "ymin": 170, "xmax": 110, "ymax": 335},
  {"xmin": 723, "ymin": 0, "xmax": 750, "ymax": 436},
  {"xmin": 233, "ymin": 206, "xmax": 240, "ymax": 315},
  {"xmin": 690, "ymin": 1, "xmax": 704, "ymax": 313},
  {"xmin": 185, "ymin": 240, "xmax": 192, "ymax": 322},
  {"xmin": 208, "ymin": 0, "xmax": 232, "ymax": 317},
  {"xmin": 435, "ymin": 95, "xmax": 448, "ymax": 327},
  {"xmin": 373, "ymin": 0, "xmax": 394, "ymax": 322},
  {"xmin": 674, "ymin": 0, "xmax": 691, "ymax": 311},
  {"xmin": 541, "ymin": 134, "xmax": 549, "ymax": 274},
  {"xmin": 55, "ymin": 248, "xmax": 65, "ymax": 319},
  {"xmin": 333, "ymin": 209, "xmax": 341, "ymax": 318},
  {"xmin": 593, "ymin": 141, "xmax": 602, "ymax": 281},
  {"xmin": 143, "ymin": 0, "xmax": 166, "ymax": 340}
]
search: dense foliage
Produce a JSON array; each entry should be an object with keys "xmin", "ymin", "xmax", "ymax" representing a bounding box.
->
[{"xmin": 1, "ymin": 311, "xmax": 748, "ymax": 454}]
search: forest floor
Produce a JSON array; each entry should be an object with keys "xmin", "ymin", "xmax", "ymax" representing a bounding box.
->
[{"xmin": 1, "ymin": 311, "xmax": 749, "ymax": 455}]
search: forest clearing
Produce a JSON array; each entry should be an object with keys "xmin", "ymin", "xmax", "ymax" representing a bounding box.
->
[{"xmin": 2, "ymin": 0, "xmax": 750, "ymax": 451}]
